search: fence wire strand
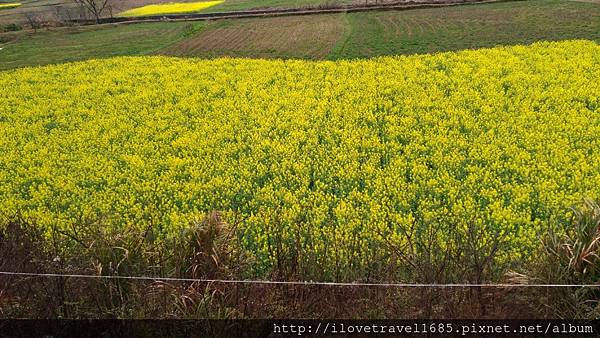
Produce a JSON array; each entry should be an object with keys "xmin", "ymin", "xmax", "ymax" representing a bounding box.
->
[{"xmin": 1, "ymin": 271, "xmax": 598, "ymax": 287}]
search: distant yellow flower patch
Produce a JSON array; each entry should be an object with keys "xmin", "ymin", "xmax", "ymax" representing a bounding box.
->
[
  {"xmin": 118, "ymin": 1, "xmax": 223, "ymax": 17},
  {"xmin": 0, "ymin": 3, "xmax": 21, "ymax": 10}
]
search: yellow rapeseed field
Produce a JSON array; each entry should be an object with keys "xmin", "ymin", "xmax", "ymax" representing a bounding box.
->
[
  {"xmin": 118, "ymin": 1, "xmax": 223, "ymax": 17},
  {"xmin": 0, "ymin": 41, "xmax": 598, "ymax": 278},
  {"xmin": 0, "ymin": 2, "xmax": 21, "ymax": 9}
]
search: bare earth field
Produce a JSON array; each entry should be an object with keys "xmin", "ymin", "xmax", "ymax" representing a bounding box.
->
[{"xmin": 161, "ymin": 14, "xmax": 346, "ymax": 59}]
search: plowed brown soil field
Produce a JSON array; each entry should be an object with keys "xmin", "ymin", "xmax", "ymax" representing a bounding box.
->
[{"xmin": 161, "ymin": 14, "xmax": 345, "ymax": 59}]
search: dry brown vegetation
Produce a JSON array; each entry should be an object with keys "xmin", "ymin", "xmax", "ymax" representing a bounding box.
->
[
  {"xmin": 3, "ymin": 200, "xmax": 599, "ymax": 319},
  {"xmin": 0, "ymin": 216, "xmax": 542, "ymax": 319}
]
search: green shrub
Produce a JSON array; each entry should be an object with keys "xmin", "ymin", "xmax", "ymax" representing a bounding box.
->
[{"xmin": 1, "ymin": 23, "xmax": 22, "ymax": 32}]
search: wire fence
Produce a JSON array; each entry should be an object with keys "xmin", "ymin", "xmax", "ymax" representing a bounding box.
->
[{"xmin": 1, "ymin": 271, "xmax": 599, "ymax": 288}]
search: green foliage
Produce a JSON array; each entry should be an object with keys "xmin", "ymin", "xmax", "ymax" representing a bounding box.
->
[
  {"xmin": 0, "ymin": 23, "xmax": 21, "ymax": 32},
  {"xmin": 0, "ymin": 22, "xmax": 204, "ymax": 71},
  {"xmin": 329, "ymin": 0, "xmax": 600, "ymax": 59}
]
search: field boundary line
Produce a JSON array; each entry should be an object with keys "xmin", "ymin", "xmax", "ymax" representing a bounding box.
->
[{"xmin": 1, "ymin": 271, "xmax": 599, "ymax": 288}]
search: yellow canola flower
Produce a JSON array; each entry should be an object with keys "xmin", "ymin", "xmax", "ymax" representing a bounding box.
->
[
  {"xmin": 118, "ymin": 1, "xmax": 223, "ymax": 17},
  {"xmin": 0, "ymin": 3, "xmax": 21, "ymax": 9},
  {"xmin": 0, "ymin": 40, "xmax": 599, "ymax": 278}
]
